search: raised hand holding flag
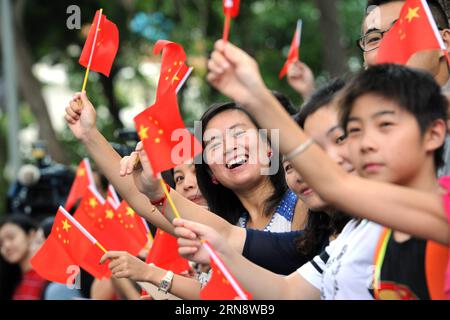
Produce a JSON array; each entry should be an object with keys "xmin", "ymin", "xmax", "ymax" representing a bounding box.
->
[{"xmin": 279, "ymin": 19, "xmax": 302, "ymax": 79}]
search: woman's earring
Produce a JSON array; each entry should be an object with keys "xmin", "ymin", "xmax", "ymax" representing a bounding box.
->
[{"xmin": 211, "ymin": 176, "xmax": 219, "ymax": 185}]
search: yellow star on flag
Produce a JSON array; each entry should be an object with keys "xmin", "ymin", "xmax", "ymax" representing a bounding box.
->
[
  {"xmin": 62, "ymin": 219, "xmax": 71, "ymax": 232},
  {"xmin": 105, "ymin": 210, "xmax": 114, "ymax": 219},
  {"xmin": 89, "ymin": 197, "xmax": 98, "ymax": 208},
  {"xmin": 405, "ymin": 7, "xmax": 420, "ymax": 23},
  {"xmin": 138, "ymin": 125, "xmax": 149, "ymax": 140},
  {"xmin": 171, "ymin": 74, "xmax": 180, "ymax": 84},
  {"xmin": 77, "ymin": 168, "xmax": 86, "ymax": 176},
  {"xmin": 126, "ymin": 207, "xmax": 135, "ymax": 217}
]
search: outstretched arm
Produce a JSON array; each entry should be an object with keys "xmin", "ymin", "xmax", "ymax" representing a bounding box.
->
[
  {"xmin": 174, "ymin": 219, "xmax": 320, "ymax": 300},
  {"xmin": 64, "ymin": 92, "xmax": 173, "ymax": 234},
  {"xmin": 119, "ymin": 142, "xmax": 245, "ymax": 251},
  {"xmin": 206, "ymin": 40, "xmax": 450, "ymax": 245},
  {"xmin": 65, "ymin": 92, "xmax": 244, "ymax": 247}
]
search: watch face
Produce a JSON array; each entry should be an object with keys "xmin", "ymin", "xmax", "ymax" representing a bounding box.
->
[{"xmin": 161, "ymin": 280, "xmax": 169, "ymax": 290}]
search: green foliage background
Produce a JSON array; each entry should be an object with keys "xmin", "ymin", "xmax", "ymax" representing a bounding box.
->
[{"xmin": 0, "ymin": 0, "xmax": 367, "ymax": 215}]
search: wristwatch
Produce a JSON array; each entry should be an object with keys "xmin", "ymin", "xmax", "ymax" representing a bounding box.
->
[{"xmin": 158, "ymin": 270, "xmax": 174, "ymax": 294}]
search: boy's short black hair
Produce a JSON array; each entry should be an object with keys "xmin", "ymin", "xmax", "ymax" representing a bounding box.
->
[
  {"xmin": 339, "ymin": 64, "xmax": 448, "ymax": 169},
  {"xmin": 366, "ymin": 0, "xmax": 450, "ymax": 29},
  {"xmin": 296, "ymin": 79, "xmax": 346, "ymax": 129}
]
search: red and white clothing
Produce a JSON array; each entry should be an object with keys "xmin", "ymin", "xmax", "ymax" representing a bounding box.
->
[{"xmin": 12, "ymin": 269, "xmax": 46, "ymax": 300}]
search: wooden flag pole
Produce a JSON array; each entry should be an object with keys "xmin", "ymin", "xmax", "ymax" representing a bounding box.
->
[
  {"xmin": 159, "ymin": 178, "xmax": 181, "ymax": 219},
  {"xmin": 81, "ymin": 8, "xmax": 103, "ymax": 92},
  {"xmin": 95, "ymin": 242, "xmax": 108, "ymax": 254}
]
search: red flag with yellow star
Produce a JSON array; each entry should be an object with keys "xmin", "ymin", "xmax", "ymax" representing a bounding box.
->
[
  {"xmin": 153, "ymin": 40, "xmax": 192, "ymax": 99},
  {"xmin": 30, "ymin": 207, "xmax": 110, "ymax": 283},
  {"xmin": 134, "ymin": 88, "xmax": 202, "ymax": 175},
  {"xmin": 279, "ymin": 19, "xmax": 302, "ymax": 79},
  {"xmin": 200, "ymin": 241, "xmax": 252, "ymax": 300},
  {"xmin": 145, "ymin": 228, "xmax": 190, "ymax": 274},
  {"xmin": 114, "ymin": 200, "xmax": 149, "ymax": 246},
  {"xmin": 376, "ymin": 0, "xmax": 446, "ymax": 65},
  {"xmin": 79, "ymin": 10, "xmax": 119, "ymax": 77},
  {"xmin": 74, "ymin": 186, "xmax": 146, "ymax": 256},
  {"xmin": 65, "ymin": 158, "xmax": 95, "ymax": 212}
]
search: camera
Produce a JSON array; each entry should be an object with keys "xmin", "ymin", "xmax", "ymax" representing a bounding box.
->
[{"xmin": 7, "ymin": 141, "xmax": 74, "ymax": 219}]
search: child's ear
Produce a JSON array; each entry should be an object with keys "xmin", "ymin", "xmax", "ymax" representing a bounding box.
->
[
  {"xmin": 441, "ymin": 29, "xmax": 450, "ymax": 51},
  {"xmin": 424, "ymin": 119, "xmax": 447, "ymax": 154}
]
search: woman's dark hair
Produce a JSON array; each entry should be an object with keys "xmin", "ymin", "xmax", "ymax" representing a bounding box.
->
[
  {"xmin": 0, "ymin": 214, "xmax": 38, "ymax": 300},
  {"xmin": 290, "ymin": 79, "xmax": 350, "ymax": 257},
  {"xmin": 195, "ymin": 102, "xmax": 288, "ymax": 225},
  {"xmin": 295, "ymin": 209, "xmax": 350, "ymax": 259}
]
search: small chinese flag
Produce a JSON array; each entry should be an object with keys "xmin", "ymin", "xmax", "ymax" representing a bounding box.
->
[
  {"xmin": 79, "ymin": 10, "xmax": 119, "ymax": 77},
  {"xmin": 114, "ymin": 200, "xmax": 149, "ymax": 247},
  {"xmin": 279, "ymin": 19, "xmax": 302, "ymax": 79},
  {"xmin": 65, "ymin": 158, "xmax": 95, "ymax": 212},
  {"xmin": 74, "ymin": 187, "xmax": 146, "ymax": 256},
  {"xmin": 31, "ymin": 207, "xmax": 110, "ymax": 283},
  {"xmin": 223, "ymin": 0, "xmax": 240, "ymax": 18},
  {"xmin": 376, "ymin": 0, "xmax": 446, "ymax": 65},
  {"xmin": 153, "ymin": 40, "xmax": 192, "ymax": 99},
  {"xmin": 133, "ymin": 89, "xmax": 202, "ymax": 176},
  {"xmin": 145, "ymin": 229, "xmax": 190, "ymax": 274},
  {"xmin": 200, "ymin": 241, "xmax": 252, "ymax": 300}
]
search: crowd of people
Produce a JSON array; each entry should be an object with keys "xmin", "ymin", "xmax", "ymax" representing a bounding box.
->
[{"xmin": 1, "ymin": 0, "xmax": 450, "ymax": 300}]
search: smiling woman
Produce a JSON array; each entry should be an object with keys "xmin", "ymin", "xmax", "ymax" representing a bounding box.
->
[{"xmin": 194, "ymin": 101, "xmax": 305, "ymax": 231}]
